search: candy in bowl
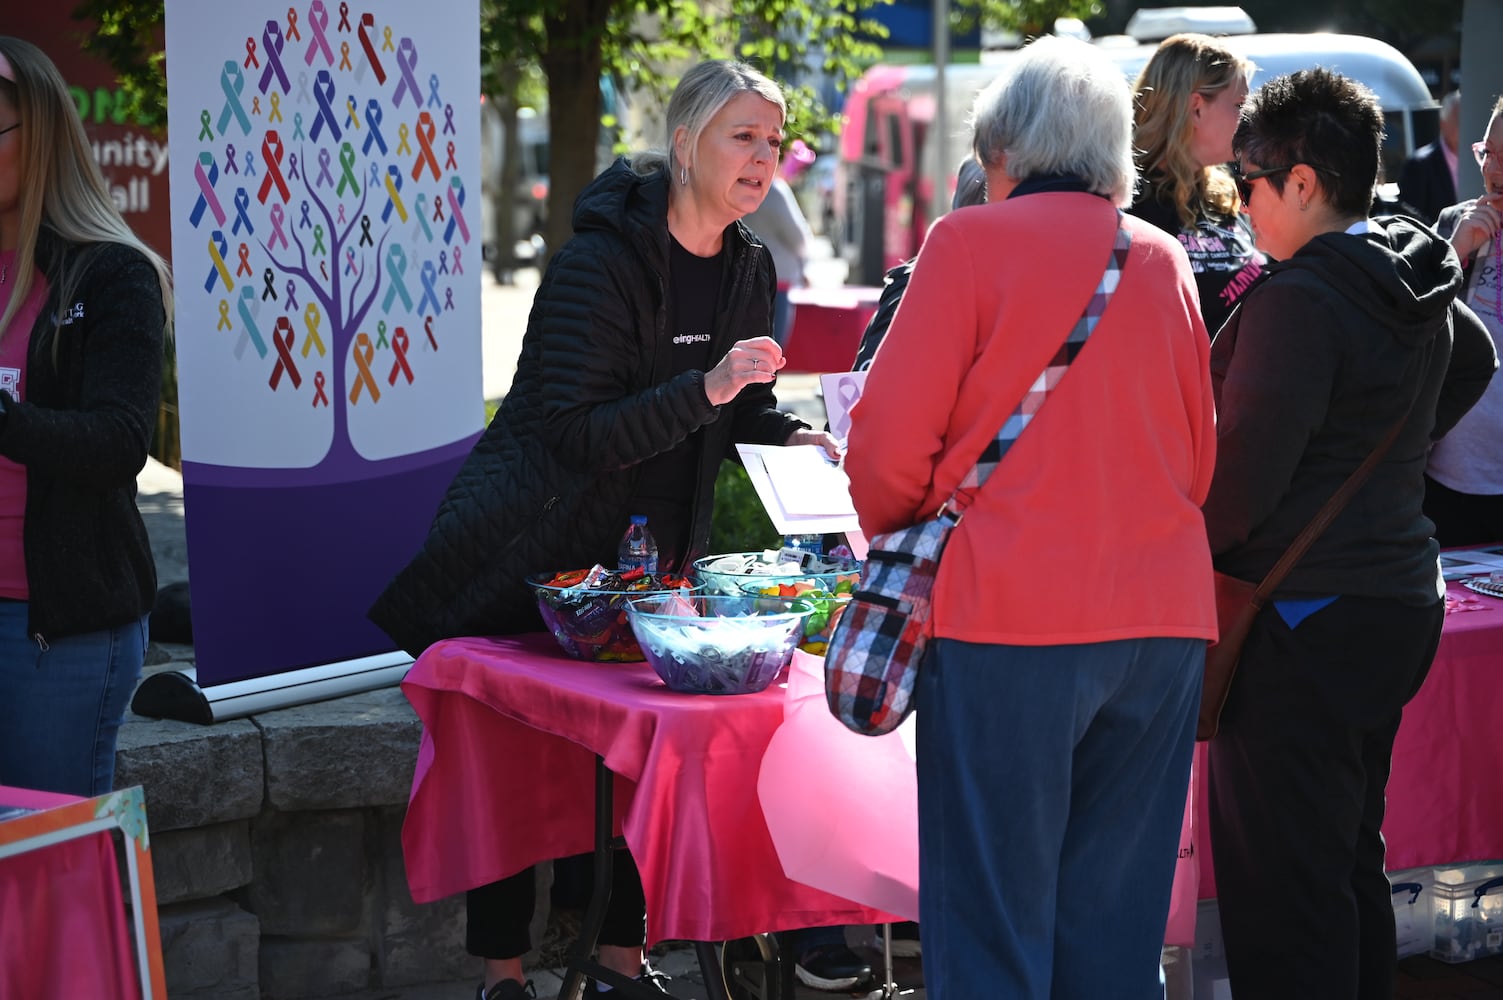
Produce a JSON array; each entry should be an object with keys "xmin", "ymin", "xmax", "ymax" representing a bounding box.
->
[
  {"xmin": 528, "ymin": 567, "xmax": 699, "ymax": 662},
  {"xmin": 625, "ymin": 594, "xmax": 813, "ymax": 694}
]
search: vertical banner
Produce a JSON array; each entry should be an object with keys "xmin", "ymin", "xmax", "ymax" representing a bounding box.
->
[{"xmin": 166, "ymin": 0, "xmax": 482, "ymax": 685}]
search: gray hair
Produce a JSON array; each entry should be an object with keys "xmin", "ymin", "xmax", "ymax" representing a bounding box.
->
[
  {"xmin": 634, "ymin": 60, "xmax": 786, "ymax": 178},
  {"xmin": 969, "ymin": 35, "xmax": 1136, "ymax": 207}
]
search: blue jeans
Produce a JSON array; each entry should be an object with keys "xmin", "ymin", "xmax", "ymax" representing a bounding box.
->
[
  {"xmin": 0, "ymin": 602, "xmax": 148, "ymax": 796},
  {"xmin": 916, "ymin": 636, "xmax": 1202, "ymax": 1000}
]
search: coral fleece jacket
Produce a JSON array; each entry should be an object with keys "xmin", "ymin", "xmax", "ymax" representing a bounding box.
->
[{"xmin": 845, "ymin": 192, "xmax": 1218, "ymax": 645}]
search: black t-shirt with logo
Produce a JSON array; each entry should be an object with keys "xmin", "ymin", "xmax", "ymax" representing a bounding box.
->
[
  {"xmin": 624, "ymin": 235, "xmax": 723, "ymax": 570},
  {"xmin": 1129, "ymin": 186, "xmax": 1265, "ymax": 339}
]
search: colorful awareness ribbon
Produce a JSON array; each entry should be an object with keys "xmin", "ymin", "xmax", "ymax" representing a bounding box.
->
[
  {"xmin": 204, "ymin": 230, "xmax": 233, "ymax": 293},
  {"xmin": 310, "ymin": 70, "xmax": 342, "ymax": 143},
  {"xmin": 218, "ymin": 60, "xmax": 252, "ymax": 136},
  {"xmin": 231, "ymin": 188, "xmax": 255, "ymax": 236},
  {"xmin": 362, "ymin": 100, "xmax": 387, "ymax": 156},
  {"xmin": 443, "ymin": 176, "xmax": 469, "ymax": 244},
  {"xmin": 411, "ymin": 193, "xmax": 433, "ymax": 242},
  {"xmin": 382, "ymin": 166, "xmax": 407, "ymax": 223},
  {"xmin": 237, "ymin": 285, "xmax": 268, "ymax": 360},
  {"xmin": 190, "ymin": 152, "xmax": 226, "ymax": 228},
  {"xmin": 411, "ymin": 111, "xmax": 439, "ymax": 181},
  {"xmin": 304, "ymin": 0, "xmax": 334, "ymax": 67},
  {"xmin": 392, "ymin": 37, "xmax": 421, "ymax": 108},
  {"xmin": 336, "ymin": 142, "xmax": 360, "ymax": 196},
  {"xmin": 382, "ymin": 245, "xmax": 413, "ymax": 313},
  {"xmin": 259, "ymin": 20, "xmax": 290, "ymax": 94},
  {"xmin": 348, "ymin": 332, "xmax": 381, "ymax": 404},
  {"xmin": 416, "ymin": 260, "xmax": 441, "ymax": 314},
  {"xmin": 257, "ymin": 131, "xmax": 291, "ymax": 204},
  {"xmin": 387, "ymin": 327, "xmax": 413, "ymax": 385},
  {"xmin": 303, "ymin": 303, "xmax": 327, "ymax": 358},
  {"xmin": 357, "ymin": 12, "xmax": 386, "ymax": 85},
  {"xmin": 270, "ymin": 317, "xmax": 302, "ymax": 390}
]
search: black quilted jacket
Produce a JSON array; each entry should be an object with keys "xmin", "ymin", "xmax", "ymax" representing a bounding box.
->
[{"xmin": 369, "ymin": 159, "xmax": 808, "ymax": 656}]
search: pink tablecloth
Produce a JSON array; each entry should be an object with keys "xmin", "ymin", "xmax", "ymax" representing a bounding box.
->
[
  {"xmin": 0, "ymin": 786, "xmax": 141, "ymax": 1000},
  {"xmin": 1195, "ymin": 582, "xmax": 1503, "ymax": 898},
  {"xmin": 400, "ymin": 634, "xmax": 898, "ymax": 945}
]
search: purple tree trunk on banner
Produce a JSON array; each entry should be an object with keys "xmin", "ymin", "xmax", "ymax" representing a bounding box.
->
[{"xmin": 262, "ymin": 148, "xmax": 388, "ymax": 468}]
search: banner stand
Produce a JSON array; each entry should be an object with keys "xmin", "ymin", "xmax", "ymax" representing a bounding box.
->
[{"xmin": 130, "ymin": 653, "xmax": 413, "ymax": 724}]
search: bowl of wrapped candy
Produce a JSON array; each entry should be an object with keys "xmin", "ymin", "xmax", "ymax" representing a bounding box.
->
[
  {"xmin": 625, "ymin": 593, "xmax": 814, "ymax": 695},
  {"xmin": 692, "ymin": 551, "xmax": 862, "ymax": 655},
  {"xmin": 528, "ymin": 566, "xmax": 700, "ymax": 662}
]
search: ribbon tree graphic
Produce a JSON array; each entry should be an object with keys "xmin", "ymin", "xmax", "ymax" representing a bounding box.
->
[{"xmin": 189, "ymin": 0, "xmax": 471, "ymax": 468}]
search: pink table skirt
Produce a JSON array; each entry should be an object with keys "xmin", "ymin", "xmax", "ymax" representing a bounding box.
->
[
  {"xmin": 0, "ymin": 787, "xmax": 141, "ymax": 1000},
  {"xmin": 401, "ymin": 634, "xmax": 898, "ymax": 945},
  {"xmin": 1195, "ymin": 582, "xmax": 1503, "ymax": 898}
]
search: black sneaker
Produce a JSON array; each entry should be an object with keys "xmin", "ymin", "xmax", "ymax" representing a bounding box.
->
[
  {"xmin": 795, "ymin": 943, "xmax": 875, "ymax": 992},
  {"xmin": 477, "ymin": 980, "xmax": 536, "ymax": 1000}
]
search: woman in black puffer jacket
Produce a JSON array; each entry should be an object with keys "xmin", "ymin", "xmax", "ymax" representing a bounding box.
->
[{"xmin": 370, "ymin": 60, "xmax": 837, "ymax": 1000}]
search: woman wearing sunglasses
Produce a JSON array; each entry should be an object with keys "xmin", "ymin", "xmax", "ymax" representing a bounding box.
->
[
  {"xmin": 1130, "ymin": 33, "xmax": 1265, "ymax": 339},
  {"xmin": 1203, "ymin": 69, "xmax": 1496, "ymax": 999},
  {"xmin": 1424, "ymin": 96, "xmax": 1503, "ymax": 547}
]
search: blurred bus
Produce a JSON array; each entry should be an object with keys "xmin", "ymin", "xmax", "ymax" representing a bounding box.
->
[{"xmin": 834, "ymin": 23, "xmax": 1437, "ymax": 284}]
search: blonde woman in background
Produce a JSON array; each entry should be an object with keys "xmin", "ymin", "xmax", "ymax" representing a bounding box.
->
[
  {"xmin": 0, "ymin": 36, "xmax": 172, "ymax": 797},
  {"xmin": 1131, "ymin": 32, "xmax": 1264, "ymax": 337}
]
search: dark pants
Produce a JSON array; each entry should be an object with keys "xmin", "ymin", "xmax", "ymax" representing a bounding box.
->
[
  {"xmin": 1423, "ymin": 474, "xmax": 1503, "ymax": 549},
  {"xmin": 915, "ymin": 636, "xmax": 1202, "ymax": 1000},
  {"xmin": 465, "ymin": 852, "xmax": 647, "ymax": 960},
  {"xmin": 1209, "ymin": 594, "xmax": 1444, "ymax": 1000}
]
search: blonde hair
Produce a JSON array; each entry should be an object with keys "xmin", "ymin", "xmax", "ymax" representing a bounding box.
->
[
  {"xmin": 633, "ymin": 60, "xmax": 786, "ymax": 179},
  {"xmin": 0, "ymin": 36, "xmax": 173, "ymax": 360},
  {"xmin": 1132, "ymin": 33, "xmax": 1253, "ymax": 228}
]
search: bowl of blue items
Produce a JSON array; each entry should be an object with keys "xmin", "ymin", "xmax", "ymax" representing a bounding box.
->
[
  {"xmin": 527, "ymin": 568, "xmax": 700, "ymax": 662},
  {"xmin": 624, "ymin": 593, "xmax": 814, "ymax": 694}
]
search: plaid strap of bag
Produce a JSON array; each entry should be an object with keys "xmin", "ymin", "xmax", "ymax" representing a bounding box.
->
[
  {"xmin": 826, "ymin": 214, "xmax": 1133, "ymax": 736},
  {"xmin": 946, "ymin": 214, "xmax": 1133, "ymax": 513}
]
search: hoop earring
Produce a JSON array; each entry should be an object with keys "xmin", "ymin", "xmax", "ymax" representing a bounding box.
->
[{"xmin": 679, "ymin": 166, "xmax": 688, "ymax": 185}]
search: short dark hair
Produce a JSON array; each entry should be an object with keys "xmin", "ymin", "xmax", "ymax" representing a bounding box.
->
[{"xmin": 1233, "ymin": 68, "xmax": 1382, "ymax": 217}]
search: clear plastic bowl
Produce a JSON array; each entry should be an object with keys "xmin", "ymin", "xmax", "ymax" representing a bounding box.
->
[
  {"xmin": 527, "ymin": 570, "xmax": 700, "ymax": 662},
  {"xmin": 625, "ymin": 594, "xmax": 813, "ymax": 694},
  {"xmin": 692, "ymin": 551, "xmax": 862, "ymax": 599},
  {"xmin": 692, "ymin": 552, "xmax": 861, "ymax": 654}
]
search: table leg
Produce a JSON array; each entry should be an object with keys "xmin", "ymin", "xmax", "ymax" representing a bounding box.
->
[{"xmin": 559, "ymin": 756, "xmax": 688, "ymax": 1000}]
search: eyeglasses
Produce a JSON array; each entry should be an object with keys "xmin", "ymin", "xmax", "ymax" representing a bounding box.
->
[
  {"xmin": 1231, "ymin": 163, "xmax": 1294, "ymax": 202},
  {"xmin": 1230, "ymin": 161, "xmax": 1342, "ymax": 203},
  {"xmin": 1475, "ymin": 141, "xmax": 1500, "ymax": 168},
  {"xmin": 0, "ymin": 122, "xmax": 18, "ymax": 139}
]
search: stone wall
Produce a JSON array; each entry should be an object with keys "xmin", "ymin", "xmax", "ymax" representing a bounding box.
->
[{"xmin": 115, "ymin": 669, "xmax": 475, "ymax": 999}]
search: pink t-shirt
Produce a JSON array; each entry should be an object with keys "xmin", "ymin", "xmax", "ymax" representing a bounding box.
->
[{"xmin": 0, "ymin": 251, "xmax": 51, "ymax": 598}]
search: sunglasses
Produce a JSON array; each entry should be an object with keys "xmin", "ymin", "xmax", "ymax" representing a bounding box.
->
[
  {"xmin": 1231, "ymin": 163, "xmax": 1294, "ymax": 203},
  {"xmin": 1230, "ymin": 161, "xmax": 1342, "ymax": 203}
]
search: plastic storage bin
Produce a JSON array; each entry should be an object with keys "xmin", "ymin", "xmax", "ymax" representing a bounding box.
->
[
  {"xmin": 1431, "ymin": 862, "xmax": 1503, "ymax": 963},
  {"xmin": 1389, "ymin": 866, "xmax": 1436, "ymax": 959}
]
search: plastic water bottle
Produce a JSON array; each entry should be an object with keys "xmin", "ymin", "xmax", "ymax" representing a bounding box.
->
[
  {"xmin": 618, "ymin": 515, "xmax": 659, "ymax": 573},
  {"xmin": 780, "ymin": 533, "xmax": 823, "ymax": 568},
  {"xmin": 784, "ymin": 533, "xmax": 824, "ymax": 556}
]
